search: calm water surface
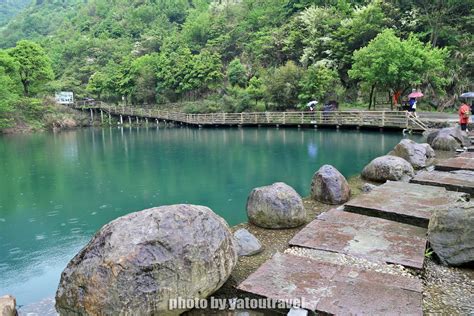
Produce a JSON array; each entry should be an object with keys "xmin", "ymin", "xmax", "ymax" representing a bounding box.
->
[{"xmin": 0, "ymin": 127, "xmax": 420, "ymax": 305}]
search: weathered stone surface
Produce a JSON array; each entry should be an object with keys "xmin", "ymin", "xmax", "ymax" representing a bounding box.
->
[
  {"xmin": 247, "ymin": 182, "xmax": 306, "ymax": 229},
  {"xmin": 411, "ymin": 170, "xmax": 474, "ymax": 195},
  {"xmin": 428, "ymin": 127, "xmax": 470, "ymax": 151},
  {"xmin": 361, "ymin": 183, "xmax": 376, "ymax": 193},
  {"xmin": 234, "ymin": 228, "xmax": 263, "ymax": 256},
  {"xmin": 0, "ymin": 295, "xmax": 16, "ymax": 316},
  {"xmin": 287, "ymin": 307, "xmax": 308, "ymax": 316},
  {"xmin": 310, "ymin": 165, "xmax": 351, "ymax": 204},
  {"xmin": 290, "ymin": 209, "xmax": 427, "ymax": 269},
  {"xmin": 428, "ymin": 202, "xmax": 474, "ymax": 266},
  {"xmin": 345, "ymin": 181, "xmax": 469, "ymax": 227},
  {"xmin": 361, "ymin": 155, "xmax": 414, "ymax": 182},
  {"xmin": 238, "ymin": 253, "xmax": 423, "ymax": 315},
  {"xmin": 435, "ymin": 156, "xmax": 474, "ymax": 172},
  {"xmin": 55, "ymin": 204, "xmax": 237, "ymax": 316},
  {"xmin": 390, "ymin": 139, "xmax": 435, "ymax": 169}
]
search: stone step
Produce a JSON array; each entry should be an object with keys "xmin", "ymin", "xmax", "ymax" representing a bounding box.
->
[
  {"xmin": 435, "ymin": 156, "xmax": 474, "ymax": 172},
  {"xmin": 344, "ymin": 181, "xmax": 467, "ymax": 228},
  {"xmin": 411, "ymin": 170, "xmax": 474, "ymax": 196},
  {"xmin": 238, "ymin": 253, "xmax": 423, "ymax": 315},
  {"xmin": 289, "ymin": 209, "xmax": 427, "ymax": 269},
  {"xmin": 468, "ymin": 146, "xmax": 474, "ymax": 152}
]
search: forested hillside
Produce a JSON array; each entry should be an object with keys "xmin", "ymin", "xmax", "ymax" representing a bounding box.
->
[
  {"xmin": 0, "ymin": 0, "xmax": 472, "ymax": 121},
  {"xmin": 0, "ymin": 0, "xmax": 31, "ymax": 26}
]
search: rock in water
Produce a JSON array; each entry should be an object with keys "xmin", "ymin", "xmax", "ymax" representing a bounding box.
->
[
  {"xmin": 55, "ymin": 204, "xmax": 237, "ymax": 315},
  {"xmin": 428, "ymin": 202, "xmax": 474, "ymax": 266},
  {"xmin": 310, "ymin": 165, "xmax": 351, "ymax": 204},
  {"xmin": 234, "ymin": 228, "xmax": 263, "ymax": 256},
  {"xmin": 247, "ymin": 182, "xmax": 306, "ymax": 229},
  {"xmin": 390, "ymin": 139, "xmax": 435, "ymax": 169},
  {"xmin": 428, "ymin": 127, "xmax": 470, "ymax": 151},
  {"xmin": 0, "ymin": 295, "xmax": 16, "ymax": 316},
  {"xmin": 361, "ymin": 155, "xmax": 414, "ymax": 182}
]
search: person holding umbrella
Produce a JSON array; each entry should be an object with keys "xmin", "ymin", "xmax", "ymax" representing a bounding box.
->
[
  {"xmin": 407, "ymin": 91, "xmax": 423, "ymax": 117},
  {"xmin": 307, "ymin": 100, "xmax": 318, "ymax": 111}
]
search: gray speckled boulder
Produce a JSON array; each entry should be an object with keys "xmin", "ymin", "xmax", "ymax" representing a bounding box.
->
[
  {"xmin": 361, "ymin": 155, "xmax": 414, "ymax": 182},
  {"xmin": 310, "ymin": 165, "xmax": 351, "ymax": 204},
  {"xmin": 55, "ymin": 204, "xmax": 237, "ymax": 316},
  {"xmin": 247, "ymin": 182, "xmax": 306, "ymax": 229},
  {"xmin": 428, "ymin": 202, "xmax": 474, "ymax": 266},
  {"xmin": 234, "ymin": 228, "xmax": 263, "ymax": 256},
  {"xmin": 428, "ymin": 127, "xmax": 470, "ymax": 151},
  {"xmin": 390, "ymin": 139, "xmax": 435, "ymax": 169},
  {"xmin": 0, "ymin": 295, "xmax": 16, "ymax": 316}
]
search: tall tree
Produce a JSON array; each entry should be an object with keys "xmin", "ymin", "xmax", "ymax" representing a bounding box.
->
[{"xmin": 9, "ymin": 40, "xmax": 54, "ymax": 96}]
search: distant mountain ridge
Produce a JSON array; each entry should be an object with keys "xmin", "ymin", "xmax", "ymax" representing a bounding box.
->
[{"xmin": 0, "ymin": 0, "xmax": 31, "ymax": 26}]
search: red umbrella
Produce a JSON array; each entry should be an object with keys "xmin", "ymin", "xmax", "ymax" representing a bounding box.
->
[{"xmin": 408, "ymin": 91, "xmax": 423, "ymax": 98}]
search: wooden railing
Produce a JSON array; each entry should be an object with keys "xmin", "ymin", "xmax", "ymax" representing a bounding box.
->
[{"xmin": 73, "ymin": 102, "xmax": 428, "ymax": 131}]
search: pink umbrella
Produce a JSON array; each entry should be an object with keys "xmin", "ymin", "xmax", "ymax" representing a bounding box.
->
[{"xmin": 408, "ymin": 91, "xmax": 424, "ymax": 98}]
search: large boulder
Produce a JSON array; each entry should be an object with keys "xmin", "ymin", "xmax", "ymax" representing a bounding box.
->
[
  {"xmin": 428, "ymin": 202, "xmax": 474, "ymax": 266},
  {"xmin": 234, "ymin": 228, "xmax": 263, "ymax": 256},
  {"xmin": 361, "ymin": 155, "xmax": 414, "ymax": 182},
  {"xmin": 0, "ymin": 295, "xmax": 16, "ymax": 316},
  {"xmin": 390, "ymin": 139, "xmax": 435, "ymax": 169},
  {"xmin": 55, "ymin": 204, "xmax": 237, "ymax": 315},
  {"xmin": 310, "ymin": 165, "xmax": 351, "ymax": 204},
  {"xmin": 427, "ymin": 127, "xmax": 470, "ymax": 151},
  {"xmin": 247, "ymin": 182, "xmax": 306, "ymax": 229}
]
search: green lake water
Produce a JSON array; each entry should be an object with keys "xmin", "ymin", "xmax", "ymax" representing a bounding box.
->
[{"xmin": 0, "ymin": 127, "xmax": 421, "ymax": 306}]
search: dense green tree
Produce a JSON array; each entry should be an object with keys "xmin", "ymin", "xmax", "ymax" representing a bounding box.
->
[
  {"xmin": 299, "ymin": 64, "xmax": 343, "ymax": 104},
  {"xmin": 349, "ymin": 29, "xmax": 448, "ymax": 109},
  {"xmin": 0, "ymin": 50, "xmax": 19, "ymax": 127},
  {"xmin": 264, "ymin": 61, "xmax": 302, "ymax": 110},
  {"xmin": 8, "ymin": 40, "xmax": 54, "ymax": 96},
  {"xmin": 227, "ymin": 58, "xmax": 247, "ymax": 87}
]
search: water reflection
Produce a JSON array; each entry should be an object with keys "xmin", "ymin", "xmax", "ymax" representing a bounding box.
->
[{"xmin": 0, "ymin": 127, "xmax": 421, "ymax": 305}]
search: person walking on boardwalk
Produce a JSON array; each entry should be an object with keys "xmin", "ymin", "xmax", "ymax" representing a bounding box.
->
[{"xmin": 459, "ymin": 102, "xmax": 470, "ymax": 131}]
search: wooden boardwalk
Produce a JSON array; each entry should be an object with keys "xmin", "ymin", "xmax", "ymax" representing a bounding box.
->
[{"xmin": 73, "ymin": 101, "xmax": 429, "ymax": 132}]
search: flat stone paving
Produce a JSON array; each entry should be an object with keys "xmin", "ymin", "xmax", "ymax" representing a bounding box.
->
[
  {"xmin": 289, "ymin": 209, "xmax": 427, "ymax": 269},
  {"xmin": 435, "ymin": 155, "xmax": 474, "ymax": 171},
  {"xmin": 344, "ymin": 181, "xmax": 467, "ymax": 227},
  {"xmin": 411, "ymin": 170, "xmax": 474, "ymax": 195},
  {"xmin": 238, "ymin": 253, "xmax": 423, "ymax": 315}
]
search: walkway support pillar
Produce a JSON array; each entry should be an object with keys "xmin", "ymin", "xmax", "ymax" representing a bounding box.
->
[{"xmin": 120, "ymin": 115, "xmax": 123, "ymax": 125}]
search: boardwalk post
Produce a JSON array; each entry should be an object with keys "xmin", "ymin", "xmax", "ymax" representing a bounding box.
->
[
  {"xmin": 240, "ymin": 113, "xmax": 243, "ymax": 124},
  {"xmin": 301, "ymin": 112, "xmax": 304, "ymax": 124},
  {"xmin": 283, "ymin": 112, "xmax": 286, "ymax": 124},
  {"xmin": 90, "ymin": 109, "xmax": 94, "ymax": 123},
  {"xmin": 108, "ymin": 113, "xmax": 111, "ymax": 125},
  {"xmin": 136, "ymin": 117, "xmax": 139, "ymax": 125},
  {"xmin": 100, "ymin": 110, "xmax": 104, "ymax": 124},
  {"xmin": 120, "ymin": 115, "xmax": 123, "ymax": 125},
  {"xmin": 128, "ymin": 116, "xmax": 131, "ymax": 125},
  {"xmin": 382, "ymin": 111, "xmax": 385, "ymax": 127}
]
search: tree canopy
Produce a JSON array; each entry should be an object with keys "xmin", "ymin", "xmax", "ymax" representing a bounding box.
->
[{"xmin": 0, "ymin": 0, "xmax": 471, "ymax": 113}]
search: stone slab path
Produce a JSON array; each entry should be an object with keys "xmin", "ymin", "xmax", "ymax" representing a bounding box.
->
[
  {"xmin": 411, "ymin": 170, "xmax": 474, "ymax": 195},
  {"xmin": 238, "ymin": 253, "xmax": 423, "ymax": 315},
  {"xmin": 344, "ymin": 181, "xmax": 466, "ymax": 227},
  {"xmin": 289, "ymin": 208, "xmax": 427, "ymax": 269},
  {"xmin": 435, "ymin": 156, "xmax": 474, "ymax": 171}
]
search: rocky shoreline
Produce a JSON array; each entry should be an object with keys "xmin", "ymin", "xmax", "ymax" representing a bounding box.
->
[{"xmin": 8, "ymin": 129, "xmax": 474, "ymax": 316}]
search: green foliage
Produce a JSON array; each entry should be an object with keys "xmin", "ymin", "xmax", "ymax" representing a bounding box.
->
[
  {"xmin": 264, "ymin": 61, "xmax": 303, "ymax": 110},
  {"xmin": 227, "ymin": 59, "xmax": 247, "ymax": 87},
  {"xmin": 299, "ymin": 64, "xmax": 344, "ymax": 103},
  {"xmin": 349, "ymin": 29, "xmax": 448, "ymax": 95},
  {"xmin": 0, "ymin": 0, "xmax": 470, "ymax": 114},
  {"xmin": 8, "ymin": 40, "xmax": 54, "ymax": 96}
]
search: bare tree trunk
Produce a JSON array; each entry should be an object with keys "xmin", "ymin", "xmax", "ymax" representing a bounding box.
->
[{"xmin": 368, "ymin": 84, "xmax": 375, "ymax": 110}]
